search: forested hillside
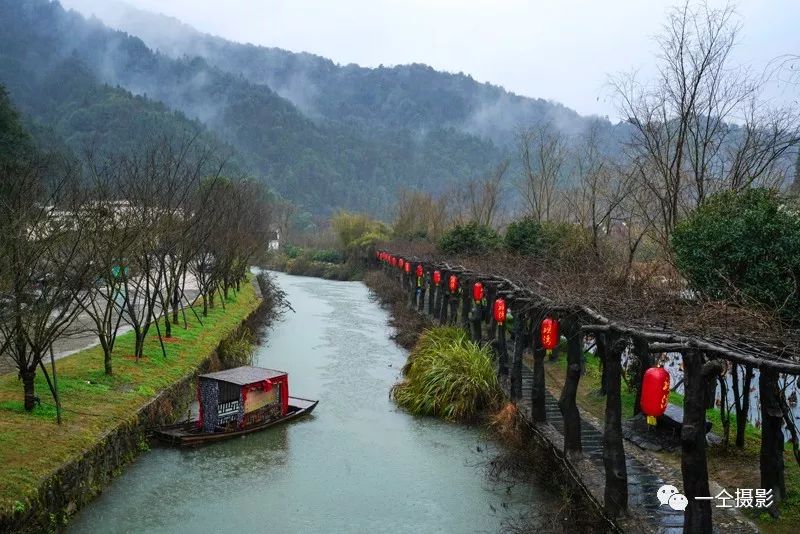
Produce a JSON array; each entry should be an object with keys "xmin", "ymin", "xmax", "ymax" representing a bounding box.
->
[
  {"xmin": 67, "ymin": 0, "xmax": 615, "ymax": 147},
  {"xmin": 0, "ymin": 0, "xmax": 508, "ymax": 216}
]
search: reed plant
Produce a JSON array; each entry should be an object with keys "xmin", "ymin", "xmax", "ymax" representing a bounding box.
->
[{"xmin": 392, "ymin": 327, "xmax": 502, "ymax": 422}]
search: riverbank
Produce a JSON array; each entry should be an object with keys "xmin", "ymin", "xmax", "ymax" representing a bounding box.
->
[
  {"xmin": 0, "ymin": 279, "xmax": 262, "ymax": 532},
  {"xmin": 363, "ymin": 269, "xmax": 611, "ymax": 531}
]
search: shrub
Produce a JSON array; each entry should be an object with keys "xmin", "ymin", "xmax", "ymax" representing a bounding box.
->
[
  {"xmin": 504, "ymin": 216, "xmax": 543, "ymax": 255},
  {"xmin": 311, "ymin": 248, "xmax": 343, "ymax": 264},
  {"xmin": 438, "ymin": 222, "xmax": 501, "ymax": 255},
  {"xmin": 391, "ymin": 327, "xmax": 502, "ymax": 421},
  {"xmin": 672, "ymin": 188, "xmax": 800, "ymax": 320}
]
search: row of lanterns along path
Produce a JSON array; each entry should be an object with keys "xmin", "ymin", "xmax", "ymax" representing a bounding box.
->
[
  {"xmin": 375, "ymin": 250, "xmax": 694, "ymax": 529},
  {"xmin": 376, "ymin": 250, "xmax": 670, "ymax": 423}
]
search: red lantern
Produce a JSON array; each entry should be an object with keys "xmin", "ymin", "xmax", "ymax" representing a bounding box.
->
[
  {"xmin": 493, "ymin": 297, "xmax": 506, "ymax": 324},
  {"xmin": 404, "ymin": 262, "xmax": 411, "ymax": 274},
  {"xmin": 432, "ymin": 270, "xmax": 441, "ymax": 286},
  {"xmin": 415, "ymin": 264, "xmax": 423, "ymax": 278},
  {"xmin": 448, "ymin": 274, "xmax": 458, "ymax": 294},
  {"xmin": 641, "ymin": 367, "xmax": 670, "ymax": 425},
  {"xmin": 540, "ymin": 317, "xmax": 559, "ymax": 350},
  {"xmin": 472, "ymin": 282, "xmax": 484, "ymax": 303},
  {"xmin": 398, "ymin": 258, "xmax": 404, "ymax": 270}
]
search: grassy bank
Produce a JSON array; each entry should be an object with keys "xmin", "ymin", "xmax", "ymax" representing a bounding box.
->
[
  {"xmin": 0, "ymin": 280, "xmax": 261, "ymax": 517},
  {"xmin": 544, "ymin": 353, "xmax": 800, "ymax": 532},
  {"xmin": 265, "ymin": 249, "xmax": 364, "ymax": 281}
]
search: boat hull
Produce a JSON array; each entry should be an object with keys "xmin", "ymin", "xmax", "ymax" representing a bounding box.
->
[{"xmin": 154, "ymin": 396, "xmax": 318, "ymax": 447}]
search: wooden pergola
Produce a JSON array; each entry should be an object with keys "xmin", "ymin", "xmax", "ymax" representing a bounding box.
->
[{"xmin": 378, "ymin": 251, "xmax": 800, "ymax": 532}]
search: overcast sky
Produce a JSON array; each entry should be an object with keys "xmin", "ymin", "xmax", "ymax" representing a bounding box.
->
[{"xmin": 63, "ymin": 0, "xmax": 798, "ymax": 119}]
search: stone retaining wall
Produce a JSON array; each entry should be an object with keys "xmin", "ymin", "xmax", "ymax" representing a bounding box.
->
[{"xmin": 1, "ymin": 297, "xmax": 266, "ymax": 534}]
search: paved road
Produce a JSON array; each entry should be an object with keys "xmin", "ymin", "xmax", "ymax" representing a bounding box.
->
[{"xmin": 0, "ymin": 276, "xmax": 200, "ymax": 375}]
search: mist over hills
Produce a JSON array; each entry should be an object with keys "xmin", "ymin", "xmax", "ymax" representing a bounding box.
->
[{"xmin": 1, "ymin": 0, "xmax": 623, "ymax": 217}]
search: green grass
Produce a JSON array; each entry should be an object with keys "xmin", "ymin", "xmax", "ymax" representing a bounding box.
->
[
  {"xmin": 0, "ymin": 280, "xmax": 261, "ymax": 515},
  {"xmin": 392, "ymin": 327, "xmax": 502, "ymax": 422}
]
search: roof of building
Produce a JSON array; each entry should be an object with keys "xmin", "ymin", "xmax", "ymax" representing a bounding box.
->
[{"xmin": 199, "ymin": 366, "xmax": 286, "ymax": 385}]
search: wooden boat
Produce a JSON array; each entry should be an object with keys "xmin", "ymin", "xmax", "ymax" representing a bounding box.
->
[{"xmin": 154, "ymin": 366, "xmax": 318, "ymax": 447}]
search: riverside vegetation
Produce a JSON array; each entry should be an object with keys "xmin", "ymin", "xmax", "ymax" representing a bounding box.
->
[{"xmin": 0, "ymin": 279, "xmax": 261, "ymax": 520}]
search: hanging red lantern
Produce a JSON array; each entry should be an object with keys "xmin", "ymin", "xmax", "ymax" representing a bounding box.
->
[
  {"xmin": 540, "ymin": 317, "xmax": 559, "ymax": 350},
  {"xmin": 432, "ymin": 270, "xmax": 441, "ymax": 286},
  {"xmin": 398, "ymin": 258, "xmax": 405, "ymax": 270},
  {"xmin": 448, "ymin": 274, "xmax": 458, "ymax": 294},
  {"xmin": 493, "ymin": 297, "xmax": 506, "ymax": 324},
  {"xmin": 404, "ymin": 262, "xmax": 411, "ymax": 274},
  {"xmin": 415, "ymin": 264, "xmax": 423, "ymax": 278},
  {"xmin": 472, "ymin": 282, "xmax": 484, "ymax": 303},
  {"xmin": 641, "ymin": 367, "xmax": 670, "ymax": 425}
]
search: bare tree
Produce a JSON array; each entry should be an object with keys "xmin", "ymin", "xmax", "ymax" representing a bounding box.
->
[
  {"xmin": 0, "ymin": 155, "xmax": 92, "ymax": 413},
  {"xmin": 517, "ymin": 122, "xmax": 567, "ymax": 222},
  {"xmin": 455, "ymin": 161, "xmax": 507, "ymax": 227},
  {"xmin": 612, "ymin": 1, "xmax": 800, "ymax": 250}
]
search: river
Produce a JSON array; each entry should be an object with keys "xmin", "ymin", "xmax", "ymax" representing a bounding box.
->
[{"xmin": 68, "ymin": 272, "xmax": 553, "ymax": 533}]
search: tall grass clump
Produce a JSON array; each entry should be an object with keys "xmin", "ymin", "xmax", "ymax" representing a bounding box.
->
[{"xmin": 392, "ymin": 327, "xmax": 502, "ymax": 422}]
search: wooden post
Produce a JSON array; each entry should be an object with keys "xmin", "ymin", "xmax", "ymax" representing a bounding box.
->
[
  {"xmin": 632, "ymin": 335, "xmax": 652, "ymax": 416},
  {"xmin": 531, "ymin": 312, "xmax": 547, "ymax": 422},
  {"xmin": 681, "ymin": 350, "xmax": 719, "ymax": 532},
  {"xmin": 427, "ymin": 275, "xmax": 436, "ymax": 317},
  {"xmin": 486, "ymin": 285, "xmax": 498, "ymax": 341},
  {"xmin": 417, "ymin": 271, "xmax": 426, "ymax": 313},
  {"xmin": 559, "ymin": 316, "xmax": 582, "ymax": 455},
  {"xmin": 603, "ymin": 333, "xmax": 628, "ymax": 518},
  {"xmin": 597, "ymin": 332, "xmax": 608, "ymax": 396},
  {"xmin": 461, "ymin": 280, "xmax": 472, "ymax": 333},
  {"xmin": 496, "ymin": 322, "xmax": 509, "ymax": 376},
  {"xmin": 760, "ymin": 367, "xmax": 785, "ymax": 518},
  {"xmin": 510, "ymin": 310, "xmax": 527, "ymax": 401}
]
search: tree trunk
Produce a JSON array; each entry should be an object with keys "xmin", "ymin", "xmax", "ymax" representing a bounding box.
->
[
  {"xmin": 732, "ymin": 364, "xmax": 753, "ymax": 448},
  {"xmin": 203, "ymin": 294, "xmax": 209, "ymax": 317},
  {"xmin": 632, "ymin": 335, "xmax": 652, "ymax": 416},
  {"xmin": 603, "ymin": 334, "xmax": 628, "ymax": 518},
  {"xmin": 163, "ymin": 309, "xmax": 172, "ymax": 338},
  {"xmin": 760, "ymin": 368, "xmax": 785, "ymax": 518},
  {"xmin": 681, "ymin": 350, "xmax": 714, "ymax": 533},
  {"xmin": 101, "ymin": 338, "xmax": 113, "ymax": 375},
  {"xmin": 597, "ymin": 333, "xmax": 608, "ymax": 396},
  {"xmin": 22, "ymin": 368, "xmax": 36, "ymax": 412},
  {"xmin": 510, "ymin": 312, "xmax": 526, "ymax": 401},
  {"xmin": 531, "ymin": 315, "xmax": 547, "ymax": 422},
  {"xmin": 559, "ymin": 317, "xmax": 582, "ymax": 455},
  {"xmin": 172, "ymin": 284, "xmax": 180, "ymax": 324}
]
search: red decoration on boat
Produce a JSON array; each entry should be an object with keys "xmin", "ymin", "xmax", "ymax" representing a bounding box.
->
[
  {"xmin": 448, "ymin": 274, "xmax": 458, "ymax": 294},
  {"xmin": 416, "ymin": 264, "xmax": 423, "ymax": 278},
  {"xmin": 432, "ymin": 270, "xmax": 441, "ymax": 286},
  {"xmin": 472, "ymin": 282, "xmax": 484, "ymax": 303},
  {"xmin": 540, "ymin": 317, "xmax": 559, "ymax": 350},
  {"xmin": 641, "ymin": 367, "xmax": 670, "ymax": 424}
]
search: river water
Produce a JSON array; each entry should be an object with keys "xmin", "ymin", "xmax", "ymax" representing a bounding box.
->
[{"xmin": 69, "ymin": 272, "xmax": 552, "ymax": 533}]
